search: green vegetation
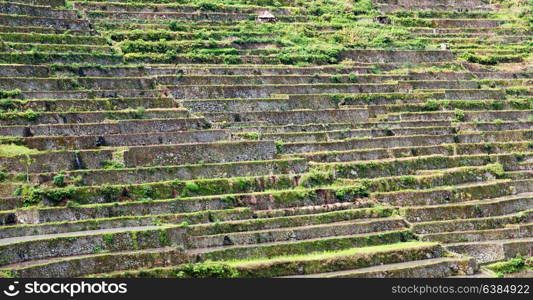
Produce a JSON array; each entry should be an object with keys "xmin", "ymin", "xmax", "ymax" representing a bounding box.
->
[
  {"xmin": 0, "ymin": 0, "xmax": 530, "ymax": 280},
  {"xmin": 335, "ymin": 183, "xmax": 369, "ymax": 199},
  {"xmin": 0, "ymin": 110, "xmax": 40, "ymax": 121},
  {"xmin": 52, "ymin": 172, "xmax": 67, "ymax": 188},
  {"xmin": 0, "ymin": 89, "xmax": 21, "ymax": 99},
  {"xmin": 460, "ymin": 53, "xmax": 524, "ymax": 65},
  {"xmin": 226, "ymin": 241, "xmax": 434, "ymax": 266},
  {"xmin": 486, "ymin": 256, "xmax": 532, "ymax": 277},
  {"xmin": 299, "ymin": 169, "xmax": 335, "ymax": 187},
  {"xmin": 486, "ymin": 163, "xmax": 507, "ymax": 179},
  {"xmin": 174, "ymin": 263, "xmax": 239, "ymax": 278},
  {"xmin": 275, "ymin": 140, "xmax": 284, "ymax": 154},
  {"xmin": 453, "ymin": 109, "xmax": 466, "ymax": 122},
  {"xmin": 0, "ymin": 169, "xmax": 8, "ymax": 182},
  {"xmin": 102, "ymin": 160, "xmax": 125, "ymax": 170},
  {"xmin": 0, "ymin": 144, "xmax": 39, "ymax": 158},
  {"xmin": 91, "ymin": 0, "xmax": 432, "ymax": 65},
  {"xmin": 237, "ymin": 132, "xmax": 261, "ymax": 140}
]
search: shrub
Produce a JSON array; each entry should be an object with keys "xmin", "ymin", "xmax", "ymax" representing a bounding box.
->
[
  {"xmin": 37, "ymin": 186, "xmax": 77, "ymax": 203},
  {"xmin": 52, "ymin": 172, "xmax": 66, "ymax": 187},
  {"xmin": 168, "ymin": 21, "xmax": 187, "ymax": 32},
  {"xmin": 300, "ymin": 169, "xmax": 334, "ymax": 187},
  {"xmin": 399, "ymin": 175, "xmax": 416, "ymax": 186},
  {"xmin": 102, "ymin": 160, "xmax": 124, "ymax": 169},
  {"xmin": 392, "ymin": 17, "xmax": 433, "ymax": 27},
  {"xmin": 132, "ymin": 106, "xmax": 145, "ymax": 119},
  {"xmin": 330, "ymin": 74, "xmax": 342, "ymax": 83},
  {"xmin": 487, "ymin": 163, "xmax": 507, "ymax": 179},
  {"xmin": 275, "ymin": 140, "xmax": 284, "ymax": 154},
  {"xmin": 174, "ymin": 263, "xmax": 239, "ymax": 278},
  {"xmin": 460, "ymin": 53, "xmax": 523, "ymax": 65},
  {"xmin": 180, "ymin": 181, "xmax": 201, "ymax": 197},
  {"xmin": 0, "ymin": 169, "xmax": 7, "ymax": 182},
  {"xmin": 423, "ymin": 100, "xmax": 440, "ymax": 111},
  {"xmin": 453, "ymin": 109, "xmax": 466, "ymax": 122},
  {"xmin": 238, "ymin": 132, "xmax": 261, "ymax": 140},
  {"xmin": 66, "ymin": 200, "xmax": 80, "ymax": 208},
  {"xmin": 487, "ymin": 256, "xmax": 526, "ymax": 275},
  {"xmin": 198, "ymin": 1, "xmax": 220, "ymax": 11},
  {"xmin": 0, "ymin": 99, "xmax": 18, "ymax": 112},
  {"xmin": 335, "ymin": 183, "xmax": 369, "ymax": 199},
  {"xmin": 510, "ymin": 98, "xmax": 532, "ymax": 110},
  {"xmin": 222, "ymin": 55, "xmax": 243, "ymax": 64},
  {"xmin": 185, "ymin": 181, "xmax": 200, "ymax": 193},
  {"xmin": 0, "ymin": 89, "xmax": 21, "ymax": 99}
]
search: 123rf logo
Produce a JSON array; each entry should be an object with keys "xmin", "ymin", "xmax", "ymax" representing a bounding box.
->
[{"xmin": 3, "ymin": 281, "xmax": 127, "ymax": 297}]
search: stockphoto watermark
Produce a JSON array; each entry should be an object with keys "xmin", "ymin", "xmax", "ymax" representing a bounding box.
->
[{"xmin": 2, "ymin": 280, "xmax": 127, "ymax": 298}]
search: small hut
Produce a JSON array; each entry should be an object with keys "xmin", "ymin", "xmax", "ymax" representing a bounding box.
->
[{"xmin": 256, "ymin": 10, "xmax": 276, "ymax": 23}]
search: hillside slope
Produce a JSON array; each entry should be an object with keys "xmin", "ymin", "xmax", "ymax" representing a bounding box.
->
[{"xmin": 0, "ymin": 0, "xmax": 531, "ymax": 278}]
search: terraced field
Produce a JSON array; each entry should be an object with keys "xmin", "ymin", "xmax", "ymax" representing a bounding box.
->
[{"xmin": 0, "ymin": 0, "xmax": 531, "ymax": 278}]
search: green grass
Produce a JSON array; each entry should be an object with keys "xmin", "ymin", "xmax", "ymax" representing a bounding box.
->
[
  {"xmin": 73, "ymin": 0, "xmax": 531, "ymax": 66},
  {"xmin": 0, "ymin": 144, "xmax": 39, "ymax": 158},
  {"xmin": 485, "ymin": 256, "xmax": 532, "ymax": 277},
  {"xmin": 88, "ymin": 0, "xmax": 434, "ymax": 65},
  {"xmin": 0, "ymin": 89, "xmax": 21, "ymax": 99},
  {"xmin": 225, "ymin": 241, "xmax": 435, "ymax": 266}
]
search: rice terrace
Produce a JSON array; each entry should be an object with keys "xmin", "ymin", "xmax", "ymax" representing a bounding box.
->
[{"xmin": 0, "ymin": 0, "xmax": 531, "ymax": 280}]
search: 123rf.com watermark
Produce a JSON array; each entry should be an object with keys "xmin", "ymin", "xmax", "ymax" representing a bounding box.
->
[{"xmin": 2, "ymin": 280, "xmax": 127, "ymax": 298}]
